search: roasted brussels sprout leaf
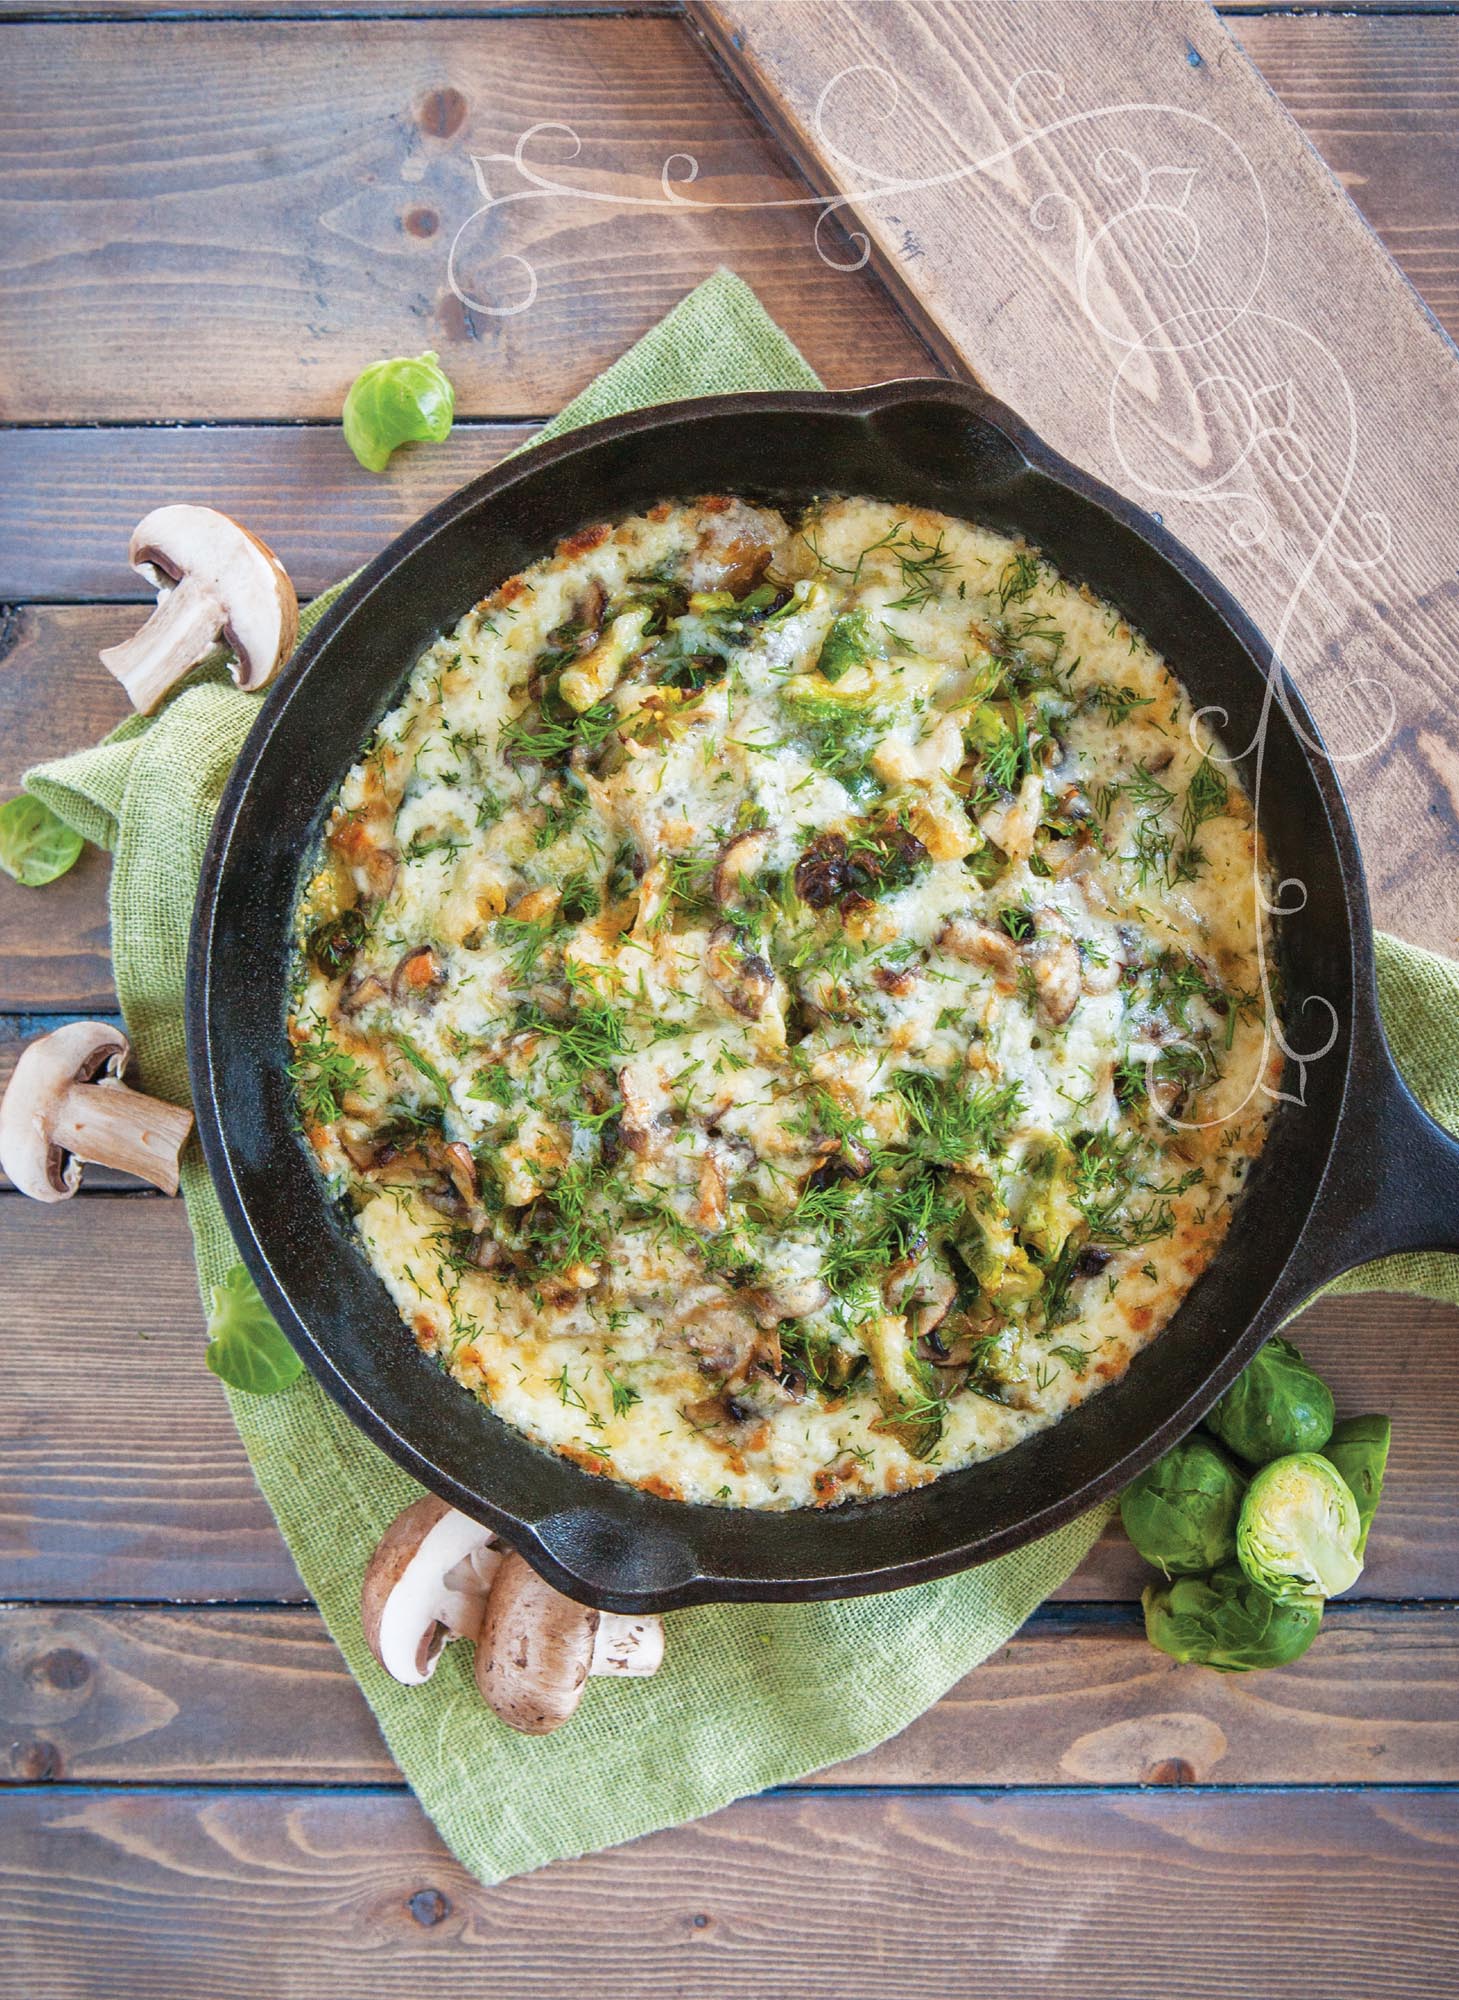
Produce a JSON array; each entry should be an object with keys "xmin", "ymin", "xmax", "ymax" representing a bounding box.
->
[
  {"xmin": 1142, "ymin": 1562, "xmax": 1322, "ymax": 1672},
  {"xmin": 1236, "ymin": 1451, "xmax": 1363, "ymax": 1604},
  {"xmin": 1120, "ymin": 1435, "xmax": 1246, "ymax": 1577},
  {"xmin": 205, "ymin": 1263, "xmax": 303, "ymax": 1395},
  {"xmin": 1323, "ymin": 1414, "xmax": 1391, "ymax": 1556},
  {"xmin": 343, "ymin": 350, "xmax": 455, "ymax": 474},
  {"xmin": 0, "ymin": 794, "xmax": 84, "ymax": 888},
  {"xmin": 1205, "ymin": 1335, "xmax": 1335, "ymax": 1464}
]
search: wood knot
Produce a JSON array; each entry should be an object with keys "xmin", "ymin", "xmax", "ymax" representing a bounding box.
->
[
  {"xmin": 408, "ymin": 1888, "xmax": 451, "ymax": 1927},
  {"xmin": 1144, "ymin": 1756, "xmax": 1197, "ymax": 1787},
  {"xmin": 417, "ymin": 88, "xmax": 467, "ymax": 139},
  {"xmin": 11, "ymin": 1738, "xmax": 62, "ymax": 1781},
  {"xmin": 29, "ymin": 1647, "xmax": 90, "ymax": 1692}
]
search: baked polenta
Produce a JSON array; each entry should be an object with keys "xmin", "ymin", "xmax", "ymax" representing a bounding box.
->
[{"xmin": 290, "ymin": 497, "xmax": 1279, "ymax": 1508}]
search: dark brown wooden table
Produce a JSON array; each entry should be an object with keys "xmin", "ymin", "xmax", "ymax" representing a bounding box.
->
[{"xmin": 2, "ymin": 4, "xmax": 1458, "ymax": 1994}]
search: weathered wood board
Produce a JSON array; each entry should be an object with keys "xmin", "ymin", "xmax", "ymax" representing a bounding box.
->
[{"xmin": 698, "ymin": 0, "xmax": 1459, "ymax": 957}]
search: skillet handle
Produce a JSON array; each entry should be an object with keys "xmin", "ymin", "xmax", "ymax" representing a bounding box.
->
[{"xmin": 1292, "ymin": 1020, "xmax": 1459, "ymax": 1293}]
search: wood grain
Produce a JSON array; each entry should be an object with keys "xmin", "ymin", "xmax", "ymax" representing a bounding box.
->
[
  {"xmin": 0, "ymin": 1192, "xmax": 1453, "ymax": 1602},
  {"xmin": 0, "ymin": 17, "xmax": 927, "ymax": 422},
  {"xmin": 698, "ymin": 0, "xmax": 1459, "ymax": 958},
  {"xmin": 0, "ymin": 424, "xmax": 535, "ymax": 603},
  {"xmin": 1231, "ymin": 13, "xmax": 1459, "ymax": 342},
  {"xmin": 4, "ymin": 1784, "xmax": 1459, "ymax": 2000},
  {"xmin": 4, "ymin": 1599, "xmax": 1458, "ymax": 1790}
]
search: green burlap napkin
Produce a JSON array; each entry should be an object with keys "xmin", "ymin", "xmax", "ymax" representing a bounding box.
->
[{"xmin": 24, "ymin": 271, "xmax": 1459, "ymax": 1884}]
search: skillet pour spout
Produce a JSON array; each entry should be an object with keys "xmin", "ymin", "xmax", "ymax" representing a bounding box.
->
[{"xmin": 187, "ymin": 378, "xmax": 1459, "ymax": 1612}]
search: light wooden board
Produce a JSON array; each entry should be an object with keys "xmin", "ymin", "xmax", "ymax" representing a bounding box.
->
[
  {"xmin": 0, "ymin": 16, "xmax": 927, "ymax": 422},
  {"xmin": 0, "ymin": 1193, "xmax": 1451, "ymax": 1602},
  {"xmin": 4, "ymin": 1599, "xmax": 1458, "ymax": 1790},
  {"xmin": 3, "ymin": 1785, "xmax": 1458, "ymax": 2000},
  {"xmin": 697, "ymin": 0, "xmax": 1459, "ymax": 958}
]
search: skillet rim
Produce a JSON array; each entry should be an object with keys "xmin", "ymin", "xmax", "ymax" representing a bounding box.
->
[{"xmin": 187, "ymin": 376, "xmax": 1373, "ymax": 1610}]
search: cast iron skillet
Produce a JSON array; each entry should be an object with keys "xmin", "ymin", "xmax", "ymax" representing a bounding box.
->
[{"xmin": 187, "ymin": 379, "xmax": 1459, "ymax": 1613}]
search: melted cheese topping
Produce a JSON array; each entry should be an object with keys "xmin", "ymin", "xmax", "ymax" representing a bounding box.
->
[{"xmin": 290, "ymin": 497, "xmax": 1279, "ymax": 1509}]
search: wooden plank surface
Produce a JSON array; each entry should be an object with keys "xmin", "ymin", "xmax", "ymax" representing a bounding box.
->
[
  {"xmin": 1231, "ymin": 13, "xmax": 1459, "ymax": 342},
  {"xmin": 0, "ymin": 17, "xmax": 927, "ymax": 422},
  {"xmin": 0, "ymin": 424, "xmax": 534, "ymax": 604},
  {"xmin": 4, "ymin": 1785, "xmax": 1458, "ymax": 2000},
  {"xmin": 0, "ymin": 1192, "xmax": 1452, "ymax": 1602},
  {"xmin": 698, "ymin": 0, "xmax": 1459, "ymax": 959},
  {"xmin": 5, "ymin": 1599, "xmax": 1458, "ymax": 1790}
]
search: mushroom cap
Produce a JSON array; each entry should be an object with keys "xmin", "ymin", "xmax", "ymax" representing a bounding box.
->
[
  {"xmin": 361, "ymin": 1494, "xmax": 501, "ymax": 1685},
  {"xmin": 0, "ymin": 1022, "xmax": 129, "ymax": 1202},
  {"xmin": 129, "ymin": 504, "xmax": 298, "ymax": 692},
  {"xmin": 475, "ymin": 1551, "xmax": 600, "ymax": 1735}
]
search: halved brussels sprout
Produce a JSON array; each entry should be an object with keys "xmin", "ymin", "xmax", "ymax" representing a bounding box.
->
[
  {"xmin": 1120, "ymin": 1435, "xmax": 1246, "ymax": 1577},
  {"xmin": 1142, "ymin": 1563, "xmax": 1322, "ymax": 1673},
  {"xmin": 1236, "ymin": 1451, "xmax": 1364, "ymax": 1604},
  {"xmin": 1205, "ymin": 1335, "xmax": 1334, "ymax": 1465},
  {"xmin": 1323, "ymin": 1414, "xmax": 1391, "ymax": 1557}
]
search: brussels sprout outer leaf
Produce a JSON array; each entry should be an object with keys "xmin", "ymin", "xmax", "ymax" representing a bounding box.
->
[
  {"xmin": 1204, "ymin": 1334, "xmax": 1335, "ymax": 1464},
  {"xmin": 1120, "ymin": 1435, "xmax": 1245, "ymax": 1576},
  {"xmin": 1323, "ymin": 1414, "xmax": 1391, "ymax": 1556},
  {"xmin": 0, "ymin": 795, "xmax": 85, "ymax": 888},
  {"xmin": 1236, "ymin": 1451, "xmax": 1364, "ymax": 1604},
  {"xmin": 1142, "ymin": 1563, "xmax": 1322, "ymax": 1672},
  {"xmin": 343, "ymin": 351, "xmax": 455, "ymax": 474},
  {"xmin": 205, "ymin": 1263, "xmax": 303, "ymax": 1395}
]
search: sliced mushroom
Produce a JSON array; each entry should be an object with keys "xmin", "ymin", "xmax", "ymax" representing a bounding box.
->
[
  {"xmin": 978, "ymin": 770, "xmax": 1044, "ymax": 864},
  {"xmin": 1028, "ymin": 930, "xmax": 1081, "ymax": 1025},
  {"xmin": 0, "ymin": 1022, "xmax": 194, "ymax": 1201},
  {"xmin": 937, "ymin": 917, "xmax": 1019, "ymax": 981},
  {"xmin": 712, "ymin": 828, "xmax": 773, "ymax": 908},
  {"xmin": 475, "ymin": 1551, "xmax": 664, "ymax": 1735},
  {"xmin": 98, "ymin": 505, "xmax": 298, "ymax": 714},
  {"xmin": 361, "ymin": 1495, "xmax": 502, "ymax": 1685},
  {"xmin": 391, "ymin": 944, "xmax": 446, "ymax": 1005},
  {"xmin": 745, "ymin": 1275, "xmax": 831, "ymax": 1328},
  {"xmin": 705, "ymin": 924, "xmax": 776, "ymax": 1021}
]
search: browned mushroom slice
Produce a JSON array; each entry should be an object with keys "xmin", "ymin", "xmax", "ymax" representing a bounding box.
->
[
  {"xmin": 391, "ymin": 945, "xmax": 446, "ymax": 1007},
  {"xmin": 704, "ymin": 925, "xmax": 776, "ymax": 1020},
  {"xmin": 937, "ymin": 917, "xmax": 1019, "ymax": 981},
  {"xmin": 1027, "ymin": 930, "xmax": 1081, "ymax": 1025},
  {"xmin": 98, "ymin": 505, "xmax": 298, "ymax": 715},
  {"xmin": 744, "ymin": 1275, "xmax": 831, "ymax": 1328},
  {"xmin": 712, "ymin": 828, "xmax": 773, "ymax": 907},
  {"xmin": 0, "ymin": 1022, "xmax": 194, "ymax": 1202},
  {"xmin": 361, "ymin": 1496, "xmax": 502, "ymax": 1684}
]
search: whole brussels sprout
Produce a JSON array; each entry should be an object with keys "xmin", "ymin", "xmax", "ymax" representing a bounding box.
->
[
  {"xmin": 1142, "ymin": 1563, "xmax": 1322, "ymax": 1673},
  {"xmin": 1120, "ymin": 1436, "xmax": 1245, "ymax": 1577},
  {"xmin": 1205, "ymin": 1335, "xmax": 1334, "ymax": 1464},
  {"xmin": 1236, "ymin": 1452, "xmax": 1363, "ymax": 1604},
  {"xmin": 1323, "ymin": 1414, "xmax": 1391, "ymax": 1557},
  {"xmin": 343, "ymin": 351, "xmax": 455, "ymax": 474}
]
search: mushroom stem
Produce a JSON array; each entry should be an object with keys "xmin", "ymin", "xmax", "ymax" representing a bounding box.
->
[
  {"xmin": 50, "ymin": 1079, "xmax": 194, "ymax": 1195},
  {"xmin": 99, "ymin": 576, "xmax": 229, "ymax": 714}
]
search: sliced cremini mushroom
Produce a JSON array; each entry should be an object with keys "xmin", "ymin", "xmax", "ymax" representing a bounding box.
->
[
  {"xmin": 937, "ymin": 916, "xmax": 1019, "ymax": 981},
  {"xmin": 1028, "ymin": 929, "xmax": 1081, "ymax": 1026},
  {"xmin": 361, "ymin": 1495, "xmax": 503, "ymax": 1685},
  {"xmin": 391, "ymin": 943, "xmax": 446, "ymax": 1005},
  {"xmin": 98, "ymin": 505, "xmax": 298, "ymax": 715},
  {"xmin": 475, "ymin": 1550, "xmax": 664, "ymax": 1735},
  {"xmin": 0, "ymin": 1021, "xmax": 194, "ymax": 1201},
  {"xmin": 712, "ymin": 828, "xmax": 773, "ymax": 907},
  {"xmin": 705, "ymin": 924, "xmax": 776, "ymax": 1020}
]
